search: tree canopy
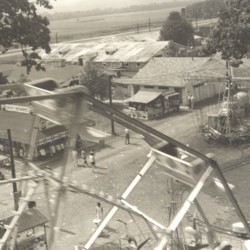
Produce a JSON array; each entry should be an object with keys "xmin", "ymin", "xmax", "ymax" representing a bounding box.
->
[
  {"xmin": 79, "ymin": 64, "xmax": 109, "ymax": 100},
  {"xmin": 206, "ymin": 0, "xmax": 250, "ymax": 66},
  {"xmin": 0, "ymin": 0, "xmax": 53, "ymax": 73},
  {"xmin": 159, "ymin": 11, "xmax": 194, "ymax": 46},
  {"xmin": 186, "ymin": 0, "xmax": 225, "ymax": 20}
]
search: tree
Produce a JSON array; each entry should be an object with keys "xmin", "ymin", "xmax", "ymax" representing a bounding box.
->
[
  {"xmin": 0, "ymin": 0, "xmax": 53, "ymax": 73},
  {"xmin": 186, "ymin": 0, "xmax": 225, "ymax": 20},
  {"xmin": 79, "ymin": 63, "xmax": 109, "ymax": 100},
  {"xmin": 206, "ymin": 0, "xmax": 250, "ymax": 66},
  {"xmin": 159, "ymin": 11, "xmax": 194, "ymax": 46}
]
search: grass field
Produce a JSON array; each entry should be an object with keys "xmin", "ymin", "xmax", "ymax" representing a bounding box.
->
[{"xmin": 49, "ymin": 7, "xmax": 180, "ymax": 42}]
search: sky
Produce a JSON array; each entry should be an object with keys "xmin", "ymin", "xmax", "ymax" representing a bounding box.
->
[{"xmin": 44, "ymin": 0, "xmax": 186, "ymax": 12}]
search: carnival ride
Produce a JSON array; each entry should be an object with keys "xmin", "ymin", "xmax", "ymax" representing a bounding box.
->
[
  {"xmin": 186, "ymin": 57, "xmax": 250, "ymax": 144},
  {"xmin": 0, "ymin": 80, "xmax": 249, "ymax": 250}
]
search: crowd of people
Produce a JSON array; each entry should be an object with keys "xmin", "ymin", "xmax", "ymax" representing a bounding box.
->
[
  {"xmin": 0, "ymin": 139, "xmax": 26, "ymax": 159},
  {"xmin": 37, "ymin": 140, "xmax": 65, "ymax": 161}
]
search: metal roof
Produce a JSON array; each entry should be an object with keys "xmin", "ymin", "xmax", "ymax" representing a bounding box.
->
[
  {"xmin": 41, "ymin": 41, "xmax": 171, "ymax": 63},
  {"xmin": 124, "ymin": 90, "xmax": 163, "ymax": 103}
]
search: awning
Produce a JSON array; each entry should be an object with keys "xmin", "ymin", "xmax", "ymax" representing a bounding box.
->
[{"xmin": 125, "ymin": 90, "xmax": 163, "ymax": 104}]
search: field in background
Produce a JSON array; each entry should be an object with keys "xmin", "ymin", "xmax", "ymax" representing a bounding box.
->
[{"xmin": 49, "ymin": 7, "xmax": 180, "ymax": 42}]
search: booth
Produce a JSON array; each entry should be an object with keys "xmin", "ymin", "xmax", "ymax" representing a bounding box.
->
[
  {"xmin": 0, "ymin": 208, "xmax": 48, "ymax": 250},
  {"xmin": 123, "ymin": 90, "xmax": 180, "ymax": 120}
]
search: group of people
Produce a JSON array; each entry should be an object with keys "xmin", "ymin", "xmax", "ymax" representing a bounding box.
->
[
  {"xmin": 0, "ymin": 143, "xmax": 25, "ymax": 159},
  {"xmin": 77, "ymin": 150, "xmax": 96, "ymax": 172},
  {"xmin": 38, "ymin": 142, "xmax": 65, "ymax": 161}
]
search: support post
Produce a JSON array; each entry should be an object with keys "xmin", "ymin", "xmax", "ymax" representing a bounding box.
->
[
  {"xmin": 7, "ymin": 129, "xmax": 19, "ymax": 211},
  {"xmin": 107, "ymin": 75, "xmax": 115, "ymax": 135}
]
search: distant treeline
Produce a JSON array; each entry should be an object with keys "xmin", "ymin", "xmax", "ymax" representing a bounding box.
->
[
  {"xmin": 186, "ymin": 0, "xmax": 225, "ymax": 19},
  {"xmin": 45, "ymin": 1, "xmax": 194, "ymax": 21}
]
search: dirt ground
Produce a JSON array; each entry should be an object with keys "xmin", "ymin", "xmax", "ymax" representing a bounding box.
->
[{"xmin": 1, "ymin": 99, "xmax": 250, "ymax": 250}]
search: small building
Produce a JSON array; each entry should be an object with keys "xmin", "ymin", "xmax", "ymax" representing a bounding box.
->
[
  {"xmin": 0, "ymin": 106, "xmax": 68, "ymax": 160},
  {"xmin": 0, "ymin": 208, "xmax": 48, "ymax": 250},
  {"xmin": 123, "ymin": 90, "xmax": 180, "ymax": 120},
  {"xmin": 112, "ymin": 57, "xmax": 223, "ymax": 106},
  {"xmin": 40, "ymin": 41, "xmax": 186, "ymax": 78}
]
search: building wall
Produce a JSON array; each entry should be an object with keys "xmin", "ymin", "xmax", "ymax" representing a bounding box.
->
[
  {"xmin": 122, "ymin": 62, "xmax": 148, "ymax": 73},
  {"xmin": 187, "ymin": 81, "xmax": 224, "ymax": 105},
  {"xmin": 88, "ymin": 61, "xmax": 147, "ymax": 77},
  {"xmin": 128, "ymin": 82, "xmax": 223, "ymax": 106}
]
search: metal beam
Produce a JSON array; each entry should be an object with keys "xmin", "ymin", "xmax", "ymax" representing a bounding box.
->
[{"xmin": 83, "ymin": 156, "xmax": 156, "ymax": 250}]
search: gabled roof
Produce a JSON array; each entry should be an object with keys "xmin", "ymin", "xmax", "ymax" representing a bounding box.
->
[
  {"xmin": 188, "ymin": 55, "xmax": 250, "ymax": 82},
  {"xmin": 41, "ymin": 41, "xmax": 171, "ymax": 63},
  {"xmin": 113, "ymin": 57, "xmax": 209, "ymax": 87}
]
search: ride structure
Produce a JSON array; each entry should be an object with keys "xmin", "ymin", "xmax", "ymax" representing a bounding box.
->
[
  {"xmin": 0, "ymin": 80, "xmax": 249, "ymax": 250},
  {"xmin": 186, "ymin": 58, "xmax": 250, "ymax": 144}
]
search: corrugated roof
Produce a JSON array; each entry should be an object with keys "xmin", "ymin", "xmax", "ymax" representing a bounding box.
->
[
  {"xmin": 41, "ymin": 41, "xmax": 170, "ymax": 63},
  {"xmin": 124, "ymin": 90, "xmax": 163, "ymax": 103},
  {"xmin": 113, "ymin": 57, "xmax": 209, "ymax": 87}
]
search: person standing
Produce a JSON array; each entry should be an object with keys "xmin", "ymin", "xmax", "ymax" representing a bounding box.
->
[
  {"xmin": 72, "ymin": 150, "xmax": 78, "ymax": 167},
  {"xmin": 89, "ymin": 150, "xmax": 96, "ymax": 173},
  {"xmin": 188, "ymin": 95, "xmax": 192, "ymax": 108},
  {"xmin": 93, "ymin": 202, "xmax": 103, "ymax": 228},
  {"xmin": 125, "ymin": 128, "xmax": 130, "ymax": 144},
  {"xmin": 191, "ymin": 95, "xmax": 195, "ymax": 109},
  {"xmin": 81, "ymin": 150, "xmax": 88, "ymax": 167}
]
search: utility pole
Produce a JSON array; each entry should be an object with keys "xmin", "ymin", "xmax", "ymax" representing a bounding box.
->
[
  {"xmin": 148, "ymin": 17, "xmax": 151, "ymax": 32},
  {"xmin": 137, "ymin": 23, "xmax": 140, "ymax": 34},
  {"xmin": 107, "ymin": 75, "xmax": 115, "ymax": 135},
  {"xmin": 7, "ymin": 129, "xmax": 19, "ymax": 211}
]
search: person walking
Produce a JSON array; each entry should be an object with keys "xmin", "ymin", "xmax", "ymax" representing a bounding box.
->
[
  {"xmin": 125, "ymin": 128, "xmax": 130, "ymax": 144},
  {"xmin": 89, "ymin": 150, "xmax": 96, "ymax": 173}
]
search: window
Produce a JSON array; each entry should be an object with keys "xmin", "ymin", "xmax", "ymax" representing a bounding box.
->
[
  {"xmin": 102, "ymin": 63, "xmax": 107, "ymax": 67},
  {"xmin": 144, "ymin": 86, "xmax": 154, "ymax": 89},
  {"xmin": 159, "ymin": 86, "xmax": 169, "ymax": 90},
  {"xmin": 124, "ymin": 63, "xmax": 129, "ymax": 67},
  {"xmin": 136, "ymin": 62, "xmax": 141, "ymax": 67}
]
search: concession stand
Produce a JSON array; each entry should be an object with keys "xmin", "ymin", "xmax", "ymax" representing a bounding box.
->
[
  {"xmin": 123, "ymin": 90, "xmax": 180, "ymax": 120},
  {"xmin": 0, "ymin": 104, "xmax": 68, "ymax": 160},
  {"xmin": 0, "ymin": 208, "xmax": 48, "ymax": 250}
]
